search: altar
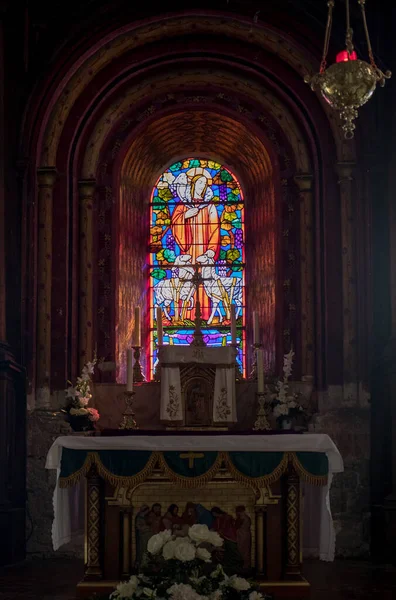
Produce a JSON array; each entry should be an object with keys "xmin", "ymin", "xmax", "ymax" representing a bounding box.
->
[{"xmin": 46, "ymin": 433, "xmax": 343, "ymax": 599}]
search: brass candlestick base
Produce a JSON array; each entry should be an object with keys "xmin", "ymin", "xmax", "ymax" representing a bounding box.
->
[
  {"xmin": 133, "ymin": 346, "xmax": 145, "ymax": 382},
  {"xmin": 119, "ymin": 391, "xmax": 138, "ymax": 430},
  {"xmin": 253, "ymin": 391, "xmax": 271, "ymax": 431},
  {"xmin": 250, "ymin": 343, "xmax": 263, "ymax": 380}
]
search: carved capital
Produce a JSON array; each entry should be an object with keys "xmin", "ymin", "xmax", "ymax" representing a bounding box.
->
[
  {"xmin": 37, "ymin": 167, "xmax": 57, "ymax": 188},
  {"xmin": 336, "ymin": 161, "xmax": 356, "ymax": 184},
  {"xmin": 294, "ymin": 173, "xmax": 313, "ymax": 192},
  {"xmin": 78, "ymin": 179, "xmax": 96, "ymax": 201}
]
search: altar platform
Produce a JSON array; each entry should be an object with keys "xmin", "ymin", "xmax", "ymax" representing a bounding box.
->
[{"xmin": 46, "ymin": 433, "xmax": 343, "ymax": 599}]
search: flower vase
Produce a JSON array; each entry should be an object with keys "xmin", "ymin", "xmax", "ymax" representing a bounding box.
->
[
  {"xmin": 67, "ymin": 414, "xmax": 95, "ymax": 432},
  {"xmin": 280, "ymin": 417, "xmax": 292, "ymax": 430}
]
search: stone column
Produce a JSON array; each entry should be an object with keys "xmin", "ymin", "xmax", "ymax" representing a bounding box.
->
[
  {"xmin": 79, "ymin": 180, "xmax": 96, "ymax": 371},
  {"xmin": 85, "ymin": 463, "xmax": 103, "ymax": 580},
  {"xmin": 285, "ymin": 462, "xmax": 301, "ymax": 578},
  {"xmin": 121, "ymin": 509, "xmax": 132, "ymax": 578},
  {"xmin": 336, "ymin": 162, "xmax": 358, "ymax": 405},
  {"xmin": 36, "ymin": 167, "xmax": 57, "ymax": 409},
  {"xmin": 294, "ymin": 174, "xmax": 314, "ymax": 381},
  {"xmin": 255, "ymin": 506, "xmax": 266, "ymax": 577}
]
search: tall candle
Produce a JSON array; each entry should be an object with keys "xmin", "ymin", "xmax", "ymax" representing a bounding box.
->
[
  {"xmin": 231, "ymin": 305, "xmax": 237, "ymax": 345},
  {"xmin": 257, "ymin": 348, "xmax": 264, "ymax": 393},
  {"xmin": 134, "ymin": 307, "xmax": 141, "ymax": 346},
  {"xmin": 156, "ymin": 307, "xmax": 163, "ymax": 346},
  {"xmin": 253, "ymin": 312, "xmax": 259, "ymax": 345},
  {"xmin": 126, "ymin": 349, "xmax": 133, "ymax": 392}
]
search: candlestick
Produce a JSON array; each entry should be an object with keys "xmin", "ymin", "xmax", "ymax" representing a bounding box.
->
[
  {"xmin": 231, "ymin": 305, "xmax": 236, "ymax": 345},
  {"xmin": 119, "ymin": 391, "xmax": 138, "ymax": 430},
  {"xmin": 126, "ymin": 349, "xmax": 133, "ymax": 392},
  {"xmin": 253, "ymin": 312, "xmax": 259, "ymax": 345},
  {"xmin": 156, "ymin": 307, "xmax": 163, "ymax": 346},
  {"xmin": 133, "ymin": 346, "xmax": 146, "ymax": 382},
  {"xmin": 134, "ymin": 307, "xmax": 141, "ymax": 347},
  {"xmin": 257, "ymin": 348, "xmax": 264, "ymax": 393},
  {"xmin": 253, "ymin": 392, "xmax": 271, "ymax": 431}
]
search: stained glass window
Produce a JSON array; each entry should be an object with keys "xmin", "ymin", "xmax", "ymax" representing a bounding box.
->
[{"xmin": 149, "ymin": 158, "xmax": 245, "ymax": 377}]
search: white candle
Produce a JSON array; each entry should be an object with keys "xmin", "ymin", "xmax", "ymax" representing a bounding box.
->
[
  {"xmin": 156, "ymin": 307, "xmax": 163, "ymax": 346},
  {"xmin": 257, "ymin": 348, "xmax": 264, "ymax": 393},
  {"xmin": 231, "ymin": 305, "xmax": 236, "ymax": 345},
  {"xmin": 253, "ymin": 311, "xmax": 259, "ymax": 345},
  {"xmin": 126, "ymin": 349, "xmax": 133, "ymax": 392},
  {"xmin": 134, "ymin": 307, "xmax": 141, "ymax": 346}
]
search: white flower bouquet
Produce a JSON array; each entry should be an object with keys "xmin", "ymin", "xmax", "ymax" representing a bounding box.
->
[
  {"xmin": 109, "ymin": 525, "xmax": 269, "ymax": 600},
  {"xmin": 270, "ymin": 349, "xmax": 304, "ymax": 427},
  {"xmin": 62, "ymin": 360, "xmax": 100, "ymax": 431}
]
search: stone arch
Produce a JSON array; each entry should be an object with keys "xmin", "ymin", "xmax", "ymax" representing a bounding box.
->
[{"xmin": 22, "ymin": 9, "xmax": 354, "ymax": 407}]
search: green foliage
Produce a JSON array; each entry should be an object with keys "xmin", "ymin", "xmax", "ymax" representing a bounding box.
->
[
  {"xmin": 223, "ymin": 211, "xmax": 237, "ymax": 222},
  {"xmin": 152, "ymin": 198, "xmax": 166, "ymax": 210},
  {"xmin": 220, "ymin": 249, "xmax": 227, "ymax": 260},
  {"xmin": 150, "ymin": 268, "xmax": 167, "ymax": 280},
  {"xmin": 169, "ymin": 162, "xmax": 182, "ymax": 171},
  {"xmin": 226, "ymin": 249, "xmax": 240, "ymax": 262},
  {"xmin": 158, "ymin": 188, "xmax": 173, "ymax": 201},
  {"xmin": 163, "ymin": 249, "xmax": 176, "ymax": 262},
  {"xmin": 220, "ymin": 169, "xmax": 233, "ymax": 182}
]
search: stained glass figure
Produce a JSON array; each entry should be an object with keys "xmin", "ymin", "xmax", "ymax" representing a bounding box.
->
[{"xmin": 149, "ymin": 158, "xmax": 245, "ymax": 377}]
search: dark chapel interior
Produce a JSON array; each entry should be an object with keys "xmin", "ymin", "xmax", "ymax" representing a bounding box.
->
[{"xmin": 1, "ymin": 1, "xmax": 396, "ymax": 598}]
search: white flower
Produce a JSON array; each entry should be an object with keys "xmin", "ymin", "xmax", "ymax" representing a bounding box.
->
[
  {"xmin": 206, "ymin": 531, "xmax": 223, "ymax": 548},
  {"xmin": 147, "ymin": 531, "xmax": 171, "ymax": 555},
  {"xmin": 249, "ymin": 592, "xmax": 264, "ymax": 600},
  {"xmin": 79, "ymin": 396, "xmax": 90, "ymax": 407},
  {"xmin": 110, "ymin": 576, "xmax": 138, "ymax": 598},
  {"xmin": 167, "ymin": 583, "xmax": 207, "ymax": 600},
  {"xmin": 173, "ymin": 540, "xmax": 196, "ymax": 562},
  {"xmin": 196, "ymin": 547, "xmax": 211, "ymax": 562},
  {"xmin": 65, "ymin": 386, "xmax": 78, "ymax": 399},
  {"xmin": 162, "ymin": 540, "xmax": 177, "ymax": 560},
  {"xmin": 228, "ymin": 576, "xmax": 250, "ymax": 591},
  {"xmin": 188, "ymin": 524, "xmax": 212, "ymax": 545}
]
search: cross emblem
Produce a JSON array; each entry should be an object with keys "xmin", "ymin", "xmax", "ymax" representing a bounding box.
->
[{"xmin": 179, "ymin": 452, "xmax": 205, "ymax": 469}]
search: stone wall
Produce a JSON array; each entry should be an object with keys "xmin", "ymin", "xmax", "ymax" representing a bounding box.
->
[
  {"xmin": 312, "ymin": 408, "xmax": 371, "ymax": 558},
  {"xmin": 26, "ymin": 410, "xmax": 84, "ymax": 558}
]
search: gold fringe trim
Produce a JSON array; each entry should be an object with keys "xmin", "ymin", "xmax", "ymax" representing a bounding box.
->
[
  {"xmin": 225, "ymin": 452, "xmax": 289, "ymax": 488},
  {"xmin": 158, "ymin": 451, "xmax": 224, "ymax": 488},
  {"xmin": 290, "ymin": 452, "xmax": 328, "ymax": 486},
  {"xmin": 59, "ymin": 451, "xmax": 160, "ymax": 488}
]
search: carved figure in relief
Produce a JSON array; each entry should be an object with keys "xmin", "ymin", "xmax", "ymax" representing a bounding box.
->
[
  {"xmin": 235, "ymin": 505, "xmax": 252, "ymax": 572},
  {"xmin": 135, "ymin": 505, "xmax": 151, "ymax": 566},
  {"xmin": 211, "ymin": 507, "xmax": 244, "ymax": 575}
]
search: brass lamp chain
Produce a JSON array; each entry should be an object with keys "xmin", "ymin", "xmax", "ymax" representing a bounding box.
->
[
  {"xmin": 320, "ymin": 0, "xmax": 335, "ymax": 74},
  {"xmin": 345, "ymin": 0, "xmax": 355, "ymax": 55},
  {"xmin": 358, "ymin": 0, "xmax": 392, "ymax": 84},
  {"xmin": 358, "ymin": 0, "xmax": 377, "ymax": 68}
]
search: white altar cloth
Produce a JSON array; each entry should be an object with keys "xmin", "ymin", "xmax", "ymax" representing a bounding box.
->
[{"xmin": 46, "ymin": 433, "xmax": 343, "ymax": 560}]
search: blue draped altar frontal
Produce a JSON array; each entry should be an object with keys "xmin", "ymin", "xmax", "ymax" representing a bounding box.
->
[{"xmin": 59, "ymin": 448, "xmax": 329, "ymax": 488}]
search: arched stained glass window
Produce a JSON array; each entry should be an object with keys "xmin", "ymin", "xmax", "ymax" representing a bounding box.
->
[{"xmin": 149, "ymin": 158, "xmax": 245, "ymax": 377}]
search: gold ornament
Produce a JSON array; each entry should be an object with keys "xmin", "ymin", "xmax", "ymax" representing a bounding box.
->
[{"xmin": 305, "ymin": 0, "xmax": 391, "ymax": 139}]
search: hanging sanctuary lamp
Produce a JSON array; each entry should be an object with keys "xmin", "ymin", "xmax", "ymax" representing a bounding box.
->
[{"xmin": 305, "ymin": 0, "xmax": 391, "ymax": 139}]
